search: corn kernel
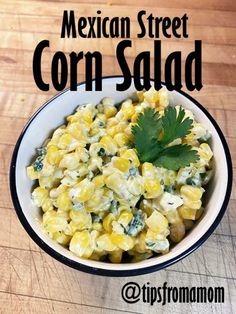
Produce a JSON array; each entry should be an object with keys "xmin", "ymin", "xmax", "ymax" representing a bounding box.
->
[
  {"xmin": 67, "ymin": 123, "xmax": 87, "ymax": 142},
  {"xmin": 118, "ymin": 210, "xmax": 133, "ymax": 227},
  {"xmin": 113, "ymin": 133, "xmax": 130, "ymax": 147},
  {"xmin": 32, "ymin": 187, "xmax": 48, "ymax": 207},
  {"xmin": 46, "ymin": 145, "xmax": 63, "ymax": 166},
  {"xmin": 104, "ymin": 106, "xmax": 117, "ymax": 118},
  {"xmin": 198, "ymin": 143, "xmax": 213, "ymax": 165},
  {"xmin": 100, "ymin": 135, "xmax": 118, "ymax": 155},
  {"xmin": 131, "ymin": 112, "xmax": 139, "ymax": 123},
  {"xmin": 121, "ymin": 100, "xmax": 135, "ymax": 120},
  {"xmin": 142, "ymin": 162, "xmax": 155, "ymax": 179},
  {"xmin": 56, "ymin": 191, "xmax": 72, "ymax": 211},
  {"xmin": 109, "ymin": 250, "xmax": 123, "ymax": 263},
  {"xmin": 59, "ymin": 152, "xmax": 80, "ymax": 170},
  {"xmin": 144, "ymin": 178, "xmax": 162, "ymax": 199},
  {"xmin": 110, "ymin": 233, "xmax": 134, "ymax": 251},
  {"xmin": 134, "ymin": 231, "xmax": 148, "ymax": 253},
  {"xmin": 92, "ymin": 222, "xmax": 103, "ymax": 231},
  {"xmin": 27, "ymin": 166, "xmax": 39, "ymax": 180},
  {"xmin": 169, "ymin": 222, "xmax": 185, "ymax": 243},
  {"xmin": 92, "ymin": 175, "xmax": 105, "ymax": 188},
  {"xmin": 74, "ymin": 179, "xmax": 95, "ymax": 202},
  {"xmin": 113, "ymin": 157, "xmax": 130, "ymax": 172},
  {"xmin": 43, "ymin": 212, "xmax": 68, "ymax": 233},
  {"xmin": 180, "ymin": 185, "xmax": 203, "ymax": 201},
  {"xmin": 41, "ymin": 198, "xmax": 53, "ymax": 212},
  {"xmin": 97, "ymin": 234, "xmax": 117, "ymax": 251},
  {"xmin": 69, "ymin": 209, "xmax": 92, "ymax": 230},
  {"xmin": 121, "ymin": 149, "xmax": 140, "ymax": 167},
  {"xmin": 184, "ymin": 199, "xmax": 202, "ymax": 210},
  {"xmin": 195, "ymin": 207, "xmax": 204, "ymax": 220},
  {"xmin": 103, "ymin": 213, "xmax": 116, "ymax": 233},
  {"xmin": 53, "ymin": 231, "xmax": 71, "ymax": 245},
  {"xmin": 178, "ymin": 205, "xmax": 197, "ymax": 220},
  {"xmin": 69, "ymin": 231, "xmax": 93, "ymax": 258},
  {"xmin": 82, "ymin": 110, "xmax": 93, "ymax": 125},
  {"xmin": 145, "ymin": 211, "xmax": 168, "ymax": 233},
  {"xmin": 76, "ymin": 146, "xmax": 89, "ymax": 162}
]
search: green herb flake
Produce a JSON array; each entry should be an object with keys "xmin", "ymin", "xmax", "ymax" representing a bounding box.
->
[{"xmin": 97, "ymin": 147, "xmax": 106, "ymax": 157}]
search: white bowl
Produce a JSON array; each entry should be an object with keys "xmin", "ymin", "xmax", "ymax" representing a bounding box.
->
[{"xmin": 10, "ymin": 76, "xmax": 232, "ymax": 276}]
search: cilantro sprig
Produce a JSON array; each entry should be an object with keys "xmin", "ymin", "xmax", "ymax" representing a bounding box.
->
[{"xmin": 132, "ymin": 107, "xmax": 199, "ymax": 170}]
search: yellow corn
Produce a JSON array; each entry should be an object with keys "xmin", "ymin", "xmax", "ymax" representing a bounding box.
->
[
  {"xmin": 75, "ymin": 180, "xmax": 95, "ymax": 202},
  {"xmin": 67, "ymin": 123, "xmax": 87, "ymax": 142},
  {"xmin": 142, "ymin": 162, "xmax": 155, "ymax": 179},
  {"xmin": 32, "ymin": 187, "xmax": 48, "ymax": 207},
  {"xmin": 169, "ymin": 222, "xmax": 185, "ymax": 243},
  {"xmin": 56, "ymin": 191, "xmax": 72, "ymax": 211},
  {"xmin": 69, "ymin": 209, "xmax": 92, "ymax": 230},
  {"xmin": 103, "ymin": 213, "xmax": 116, "ymax": 233},
  {"xmin": 110, "ymin": 233, "xmax": 134, "ymax": 251},
  {"xmin": 92, "ymin": 222, "xmax": 103, "ymax": 231},
  {"xmin": 145, "ymin": 211, "xmax": 168, "ymax": 234},
  {"xmin": 180, "ymin": 185, "xmax": 203, "ymax": 201},
  {"xmin": 121, "ymin": 149, "xmax": 140, "ymax": 167},
  {"xmin": 46, "ymin": 145, "xmax": 63, "ymax": 166},
  {"xmin": 69, "ymin": 230, "xmax": 93, "ymax": 258},
  {"xmin": 178, "ymin": 205, "xmax": 197, "ymax": 220},
  {"xmin": 27, "ymin": 166, "xmax": 39, "ymax": 180},
  {"xmin": 134, "ymin": 231, "xmax": 147, "ymax": 253},
  {"xmin": 131, "ymin": 112, "xmax": 139, "ymax": 123},
  {"xmin": 118, "ymin": 210, "xmax": 133, "ymax": 227},
  {"xmin": 113, "ymin": 133, "xmax": 130, "ymax": 147},
  {"xmin": 109, "ymin": 250, "xmax": 123, "ymax": 263},
  {"xmin": 53, "ymin": 231, "xmax": 71, "ymax": 245},
  {"xmin": 57, "ymin": 134, "xmax": 74, "ymax": 150},
  {"xmin": 104, "ymin": 106, "xmax": 117, "ymax": 118},
  {"xmin": 92, "ymin": 175, "xmax": 105, "ymax": 188},
  {"xmin": 82, "ymin": 110, "xmax": 93, "ymax": 125},
  {"xmin": 100, "ymin": 135, "xmax": 118, "ymax": 155},
  {"xmin": 198, "ymin": 143, "xmax": 213, "ymax": 164},
  {"xmin": 113, "ymin": 157, "xmax": 130, "ymax": 173},
  {"xmin": 59, "ymin": 152, "xmax": 80, "ymax": 170},
  {"xmin": 121, "ymin": 100, "xmax": 135, "ymax": 120},
  {"xmin": 144, "ymin": 178, "xmax": 162, "ymax": 199},
  {"xmin": 97, "ymin": 234, "xmax": 117, "ymax": 251}
]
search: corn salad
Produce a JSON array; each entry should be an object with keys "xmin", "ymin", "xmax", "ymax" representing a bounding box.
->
[{"xmin": 27, "ymin": 87, "xmax": 213, "ymax": 263}]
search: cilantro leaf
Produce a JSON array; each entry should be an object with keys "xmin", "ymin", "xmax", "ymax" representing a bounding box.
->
[
  {"xmin": 131, "ymin": 108, "xmax": 162, "ymax": 162},
  {"xmin": 132, "ymin": 106, "xmax": 200, "ymax": 170},
  {"xmin": 161, "ymin": 106, "xmax": 193, "ymax": 145},
  {"xmin": 153, "ymin": 144, "xmax": 199, "ymax": 170}
]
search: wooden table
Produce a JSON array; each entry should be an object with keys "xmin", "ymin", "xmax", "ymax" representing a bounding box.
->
[{"xmin": 0, "ymin": 0, "xmax": 235, "ymax": 313}]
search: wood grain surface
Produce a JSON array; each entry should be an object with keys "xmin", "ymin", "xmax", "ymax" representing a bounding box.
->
[{"xmin": 0, "ymin": 0, "xmax": 235, "ymax": 313}]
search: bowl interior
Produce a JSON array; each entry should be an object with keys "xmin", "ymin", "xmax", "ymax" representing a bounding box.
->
[{"xmin": 13, "ymin": 77, "xmax": 229, "ymax": 272}]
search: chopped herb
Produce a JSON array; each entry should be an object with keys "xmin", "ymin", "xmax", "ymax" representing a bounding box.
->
[
  {"xmin": 164, "ymin": 184, "xmax": 176, "ymax": 193},
  {"xmin": 132, "ymin": 107, "xmax": 199, "ymax": 170},
  {"xmin": 198, "ymin": 131, "xmax": 211, "ymax": 143},
  {"xmin": 129, "ymin": 167, "xmax": 138, "ymax": 176},
  {"xmin": 200, "ymin": 170, "xmax": 213, "ymax": 186},
  {"xmin": 33, "ymin": 147, "xmax": 47, "ymax": 172},
  {"xmin": 37, "ymin": 147, "xmax": 46, "ymax": 156},
  {"xmin": 72, "ymin": 203, "xmax": 84, "ymax": 210},
  {"xmin": 126, "ymin": 210, "xmax": 145, "ymax": 236},
  {"xmin": 98, "ymin": 121, "xmax": 105, "ymax": 128},
  {"xmin": 200, "ymin": 172, "xmax": 207, "ymax": 181},
  {"xmin": 97, "ymin": 147, "xmax": 106, "ymax": 157},
  {"xmin": 110, "ymin": 200, "xmax": 118, "ymax": 215},
  {"xmin": 91, "ymin": 213, "xmax": 102, "ymax": 223}
]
